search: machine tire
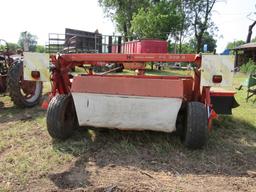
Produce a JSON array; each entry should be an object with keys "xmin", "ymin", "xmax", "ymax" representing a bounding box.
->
[
  {"xmin": 7, "ymin": 60, "xmax": 42, "ymax": 108},
  {"xmin": 47, "ymin": 94, "xmax": 78, "ymax": 140},
  {"xmin": 182, "ymin": 102, "xmax": 208, "ymax": 149}
]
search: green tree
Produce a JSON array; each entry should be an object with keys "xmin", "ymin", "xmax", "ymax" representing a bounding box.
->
[
  {"xmin": 35, "ymin": 45, "xmax": 45, "ymax": 53},
  {"xmin": 188, "ymin": 0, "xmax": 217, "ymax": 53},
  {"xmin": 226, "ymin": 40, "xmax": 245, "ymax": 50},
  {"xmin": 131, "ymin": 0, "xmax": 184, "ymax": 40},
  {"xmin": 176, "ymin": 0, "xmax": 192, "ymax": 53},
  {"xmin": 188, "ymin": 32, "xmax": 216, "ymax": 53},
  {"xmin": 0, "ymin": 41, "xmax": 20, "ymax": 52},
  {"xmin": 18, "ymin": 31, "xmax": 37, "ymax": 52},
  {"xmin": 98, "ymin": 0, "xmax": 149, "ymax": 40},
  {"xmin": 202, "ymin": 32, "xmax": 217, "ymax": 52},
  {"xmin": 168, "ymin": 42, "xmax": 194, "ymax": 53},
  {"xmin": 7, "ymin": 43, "xmax": 20, "ymax": 52}
]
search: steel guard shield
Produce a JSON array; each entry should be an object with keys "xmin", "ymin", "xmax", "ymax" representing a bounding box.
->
[{"xmin": 71, "ymin": 75, "xmax": 184, "ymax": 132}]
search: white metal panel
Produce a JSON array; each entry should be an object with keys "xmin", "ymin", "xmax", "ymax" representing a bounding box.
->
[
  {"xmin": 72, "ymin": 93, "xmax": 182, "ymax": 133},
  {"xmin": 201, "ymin": 55, "xmax": 234, "ymax": 87},
  {"xmin": 23, "ymin": 52, "xmax": 50, "ymax": 82}
]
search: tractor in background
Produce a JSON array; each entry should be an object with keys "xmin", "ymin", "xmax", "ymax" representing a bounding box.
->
[{"xmin": 0, "ymin": 39, "xmax": 42, "ymax": 107}]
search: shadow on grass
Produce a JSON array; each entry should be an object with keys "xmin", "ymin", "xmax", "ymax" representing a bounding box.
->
[
  {"xmin": 49, "ymin": 116, "xmax": 256, "ymax": 190},
  {"xmin": 145, "ymin": 69, "xmax": 187, "ymax": 76},
  {"xmin": 0, "ymin": 101, "xmax": 4, "ymax": 108},
  {"xmin": 0, "ymin": 94, "xmax": 48, "ymax": 124},
  {"xmin": 0, "ymin": 104, "xmax": 46, "ymax": 124}
]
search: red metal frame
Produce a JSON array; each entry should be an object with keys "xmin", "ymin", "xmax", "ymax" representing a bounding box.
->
[
  {"xmin": 50, "ymin": 53, "xmax": 202, "ymax": 96},
  {"xmin": 58, "ymin": 53, "xmax": 200, "ymax": 63},
  {"xmin": 71, "ymin": 75, "xmax": 191, "ymax": 99},
  {"xmin": 210, "ymin": 90, "xmax": 236, "ymax": 97},
  {"xmin": 47, "ymin": 52, "xmax": 219, "ymax": 127}
]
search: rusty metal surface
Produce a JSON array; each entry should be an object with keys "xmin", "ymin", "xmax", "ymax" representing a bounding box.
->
[
  {"xmin": 61, "ymin": 53, "xmax": 198, "ymax": 63},
  {"xmin": 71, "ymin": 75, "xmax": 186, "ymax": 98}
]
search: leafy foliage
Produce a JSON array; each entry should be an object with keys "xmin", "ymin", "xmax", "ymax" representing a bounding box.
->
[
  {"xmin": 18, "ymin": 31, "xmax": 37, "ymax": 52},
  {"xmin": 98, "ymin": 0, "xmax": 149, "ymax": 40},
  {"xmin": 99, "ymin": 0, "xmax": 218, "ymax": 53},
  {"xmin": 0, "ymin": 41, "xmax": 20, "ymax": 53},
  {"xmin": 169, "ymin": 31, "xmax": 216, "ymax": 53},
  {"xmin": 8, "ymin": 43, "xmax": 20, "ymax": 52},
  {"xmin": 189, "ymin": 31, "xmax": 217, "ymax": 52},
  {"xmin": 35, "ymin": 45, "xmax": 45, "ymax": 53},
  {"xmin": 188, "ymin": 0, "xmax": 217, "ymax": 53},
  {"xmin": 240, "ymin": 59, "xmax": 256, "ymax": 74},
  {"xmin": 168, "ymin": 42, "xmax": 194, "ymax": 53},
  {"xmin": 131, "ymin": 0, "xmax": 184, "ymax": 40},
  {"xmin": 226, "ymin": 40, "xmax": 245, "ymax": 50}
]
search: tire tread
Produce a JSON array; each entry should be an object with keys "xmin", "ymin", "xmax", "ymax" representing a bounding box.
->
[
  {"xmin": 7, "ymin": 61, "xmax": 42, "ymax": 108},
  {"xmin": 184, "ymin": 102, "xmax": 208, "ymax": 149}
]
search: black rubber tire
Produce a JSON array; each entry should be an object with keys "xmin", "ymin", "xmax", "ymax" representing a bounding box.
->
[
  {"xmin": 7, "ymin": 60, "xmax": 43, "ymax": 108},
  {"xmin": 47, "ymin": 94, "xmax": 78, "ymax": 140},
  {"xmin": 182, "ymin": 102, "xmax": 209, "ymax": 149}
]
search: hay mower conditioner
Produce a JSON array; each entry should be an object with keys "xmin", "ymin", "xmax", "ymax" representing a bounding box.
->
[{"xmin": 45, "ymin": 53, "xmax": 238, "ymax": 149}]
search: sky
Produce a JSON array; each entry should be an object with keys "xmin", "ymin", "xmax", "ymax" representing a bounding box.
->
[{"xmin": 0, "ymin": 0, "xmax": 255, "ymax": 53}]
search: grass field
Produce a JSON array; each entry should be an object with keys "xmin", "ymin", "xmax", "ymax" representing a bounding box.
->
[{"xmin": 0, "ymin": 71, "xmax": 255, "ymax": 192}]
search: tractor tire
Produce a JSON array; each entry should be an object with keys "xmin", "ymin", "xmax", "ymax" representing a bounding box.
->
[
  {"xmin": 47, "ymin": 94, "xmax": 78, "ymax": 140},
  {"xmin": 7, "ymin": 60, "xmax": 42, "ymax": 108},
  {"xmin": 182, "ymin": 102, "xmax": 208, "ymax": 149}
]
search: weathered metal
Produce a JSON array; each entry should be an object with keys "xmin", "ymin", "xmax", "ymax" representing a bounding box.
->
[
  {"xmin": 44, "ymin": 47, "xmax": 239, "ymax": 149},
  {"xmin": 0, "ymin": 39, "xmax": 12, "ymax": 93},
  {"xmin": 0, "ymin": 39, "xmax": 43, "ymax": 107},
  {"xmin": 71, "ymin": 75, "xmax": 187, "ymax": 98}
]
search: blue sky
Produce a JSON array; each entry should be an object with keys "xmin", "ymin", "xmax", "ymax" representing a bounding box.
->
[{"xmin": 1, "ymin": 0, "xmax": 255, "ymax": 53}]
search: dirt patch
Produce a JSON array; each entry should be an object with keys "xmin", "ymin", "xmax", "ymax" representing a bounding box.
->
[{"xmin": 49, "ymin": 157, "xmax": 91, "ymax": 189}]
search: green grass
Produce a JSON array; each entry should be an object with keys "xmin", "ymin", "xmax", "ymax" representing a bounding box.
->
[
  {"xmin": 113, "ymin": 68, "xmax": 188, "ymax": 76},
  {"xmin": 74, "ymin": 64, "xmax": 190, "ymax": 76},
  {"xmin": 0, "ymin": 72, "xmax": 255, "ymax": 191}
]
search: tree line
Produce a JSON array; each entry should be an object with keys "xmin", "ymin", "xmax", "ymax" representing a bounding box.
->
[
  {"xmin": 5, "ymin": 32, "xmax": 45, "ymax": 53},
  {"xmin": 99, "ymin": 0, "xmax": 256, "ymax": 54},
  {"xmin": 99, "ymin": 0, "xmax": 219, "ymax": 53}
]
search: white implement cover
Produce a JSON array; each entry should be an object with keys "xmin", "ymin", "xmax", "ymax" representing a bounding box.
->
[
  {"xmin": 72, "ymin": 93, "xmax": 182, "ymax": 133},
  {"xmin": 23, "ymin": 52, "xmax": 50, "ymax": 81},
  {"xmin": 201, "ymin": 55, "xmax": 234, "ymax": 87}
]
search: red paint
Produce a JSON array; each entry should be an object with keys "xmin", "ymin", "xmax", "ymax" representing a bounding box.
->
[
  {"xmin": 182, "ymin": 79, "xmax": 194, "ymax": 101},
  {"xmin": 31, "ymin": 71, "xmax": 40, "ymax": 80},
  {"xmin": 202, "ymin": 87, "xmax": 211, "ymax": 106},
  {"xmin": 111, "ymin": 44, "xmax": 119, "ymax": 53},
  {"xmin": 49, "ymin": 53, "xmax": 201, "ymax": 104},
  {"xmin": 59, "ymin": 53, "xmax": 199, "ymax": 64},
  {"xmin": 210, "ymin": 90, "xmax": 236, "ymax": 97},
  {"xmin": 212, "ymin": 75, "xmax": 222, "ymax": 84},
  {"xmin": 120, "ymin": 40, "xmax": 168, "ymax": 54},
  {"xmin": 71, "ymin": 75, "xmax": 188, "ymax": 98}
]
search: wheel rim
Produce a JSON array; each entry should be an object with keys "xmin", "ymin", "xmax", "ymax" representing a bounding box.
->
[
  {"xmin": 20, "ymin": 79, "xmax": 41, "ymax": 103},
  {"xmin": 18, "ymin": 61, "xmax": 41, "ymax": 103}
]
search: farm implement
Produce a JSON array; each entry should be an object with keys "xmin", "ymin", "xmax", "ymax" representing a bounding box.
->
[
  {"xmin": 42, "ymin": 49, "xmax": 238, "ymax": 149},
  {"xmin": 0, "ymin": 39, "xmax": 42, "ymax": 107},
  {"xmin": 4, "ymin": 28, "xmax": 238, "ymax": 149}
]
